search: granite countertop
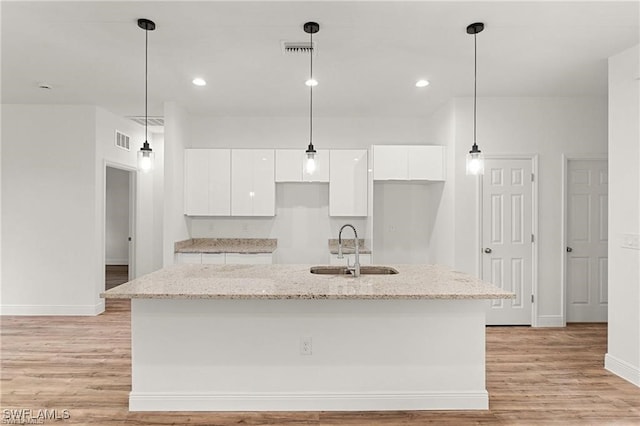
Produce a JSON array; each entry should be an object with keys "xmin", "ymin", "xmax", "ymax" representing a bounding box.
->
[
  {"xmin": 102, "ymin": 263, "xmax": 514, "ymax": 301},
  {"xmin": 175, "ymin": 238, "xmax": 277, "ymax": 254},
  {"xmin": 328, "ymin": 239, "xmax": 372, "ymax": 255}
]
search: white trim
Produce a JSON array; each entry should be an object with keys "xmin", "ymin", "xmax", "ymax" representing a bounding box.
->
[
  {"xmin": 0, "ymin": 301, "xmax": 104, "ymax": 316},
  {"xmin": 479, "ymin": 154, "xmax": 539, "ymax": 326},
  {"xmin": 605, "ymin": 354, "xmax": 640, "ymax": 387},
  {"xmin": 536, "ymin": 315, "xmax": 564, "ymax": 327},
  {"xmin": 129, "ymin": 390, "xmax": 489, "ymax": 412},
  {"xmin": 561, "ymin": 154, "xmax": 608, "ymax": 326},
  {"xmin": 105, "ymin": 258, "xmax": 128, "ymax": 266}
]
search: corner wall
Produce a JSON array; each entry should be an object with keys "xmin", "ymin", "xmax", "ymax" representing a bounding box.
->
[
  {"xmin": 1, "ymin": 105, "xmax": 99, "ymax": 315},
  {"xmin": 605, "ymin": 44, "xmax": 640, "ymax": 387},
  {"xmin": 1, "ymin": 105, "xmax": 163, "ymax": 315}
]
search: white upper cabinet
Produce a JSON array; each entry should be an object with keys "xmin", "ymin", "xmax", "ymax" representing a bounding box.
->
[
  {"xmin": 231, "ymin": 149, "xmax": 275, "ymax": 216},
  {"xmin": 329, "ymin": 150, "xmax": 368, "ymax": 216},
  {"xmin": 373, "ymin": 145, "xmax": 445, "ymax": 181},
  {"xmin": 184, "ymin": 149, "xmax": 231, "ymax": 216},
  {"xmin": 275, "ymin": 149, "xmax": 329, "ymax": 182}
]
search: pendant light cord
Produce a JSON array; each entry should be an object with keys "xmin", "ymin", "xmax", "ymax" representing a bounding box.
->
[
  {"xmin": 473, "ymin": 32, "xmax": 477, "ymax": 148},
  {"xmin": 145, "ymin": 27, "xmax": 149, "ymax": 144},
  {"xmin": 309, "ymin": 30, "xmax": 313, "ymax": 147}
]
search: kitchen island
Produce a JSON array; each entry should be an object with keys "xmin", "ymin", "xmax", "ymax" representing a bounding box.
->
[{"xmin": 103, "ymin": 264, "xmax": 513, "ymax": 412}]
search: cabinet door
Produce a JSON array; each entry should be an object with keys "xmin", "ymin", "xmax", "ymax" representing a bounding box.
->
[
  {"xmin": 176, "ymin": 253, "xmax": 202, "ymax": 264},
  {"xmin": 208, "ymin": 150, "xmax": 231, "ymax": 215},
  {"xmin": 329, "ymin": 150, "xmax": 368, "ymax": 216},
  {"xmin": 373, "ymin": 146, "xmax": 408, "ymax": 180},
  {"xmin": 231, "ymin": 150, "xmax": 255, "ymax": 216},
  {"xmin": 202, "ymin": 253, "xmax": 225, "ymax": 264},
  {"xmin": 251, "ymin": 150, "xmax": 275, "ymax": 216},
  {"xmin": 184, "ymin": 150, "xmax": 210, "ymax": 215},
  {"xmin": 302, "ymin": 149, "xmax": 330, "ymax": 182},
  {"xmin": 275, "ymin": 150, "xmax": 303, "ymax": 182},
  {"xmin": 408, "ymin": 146, "xmax": 445, "ymax": 181},
  {"xmin": 225, "ymin": 253, "xmax": 273, "ymax": 264},
  {"xmin": 231, "ymin": 150, "xmax": 275, "ymax": 216}
]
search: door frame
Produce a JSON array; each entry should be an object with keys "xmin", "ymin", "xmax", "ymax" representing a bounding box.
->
[
  {"xmin": 560, "ymin": 154, "xmax": 608, "ymax": 326},
  {"xmin": 477, "ymin": 154, "xmax": 539, "ymax": 326},
  {"xmin": 104, "ymin": 161, "xmax": 138, "ymax": 283}
]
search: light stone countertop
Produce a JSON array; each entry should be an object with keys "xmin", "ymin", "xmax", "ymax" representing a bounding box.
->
[
  {"xmin": 102, "ymin": 263, "xmax": 514, "ymax": 300},
  {"xmin": 328, "ymin": 239, "xmax": 372, "ymax": 255},
  {"xmin": 175, "ymin": 238, "xmax": 277, "ymax": 254}
]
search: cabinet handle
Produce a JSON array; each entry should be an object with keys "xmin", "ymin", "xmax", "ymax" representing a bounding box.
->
[{"xmin": 484, "ymin": 248, "xmax": 492, "ymax": 254}]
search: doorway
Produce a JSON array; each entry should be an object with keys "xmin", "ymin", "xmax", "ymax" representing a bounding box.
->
[
  {"xmin": 481, "ymin": 157, "xmax": 537, "ymax": 325},
  {"xmin": 564, "ymin": 158, "xmax": 608, "ymax": 323},
  {"xmin": 105, "ymin": 166, "xmax": 135, "ymax": 289}
]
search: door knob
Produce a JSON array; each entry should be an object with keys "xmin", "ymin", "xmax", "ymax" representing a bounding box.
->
[
  {"xmin": 566, "ymin": 246, "xmax": 573, "ymax": 253},
  {"xmin": 484, "ymin": 248, "xmax": 492, "ymax": 254}
]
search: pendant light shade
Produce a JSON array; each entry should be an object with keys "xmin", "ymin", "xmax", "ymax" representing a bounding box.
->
[
  {"xmin": 466, "ymin": 22, "xmax": 485, "ymax": 176},
  {"xmin": 304, "ymin": 21, "xmax": 319, "ymax": 175},
  {"xmin": 137, "ymin": 18, "xmax": 156, "ymax": 173}
]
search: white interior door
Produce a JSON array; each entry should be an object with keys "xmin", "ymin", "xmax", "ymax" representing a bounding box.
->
[
  {"xmin": 482, "ymin": 158, "xmax": 533, "ymax": 325},
  {"xmin": 566, "ymin": 159, "xmax": 608, "ymax": 322}
]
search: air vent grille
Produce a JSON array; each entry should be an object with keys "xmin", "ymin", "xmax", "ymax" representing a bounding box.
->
[
  {"xmin": 115, "ymin": 130, "xmax": 130, "ymax": 151},
  {"xmin": 128, "ymin": 116, "xmax": 165, "ymax": 127},
  {"xmin": 281, "ymin": 41, "xmax": 316, "ymax": 56}
]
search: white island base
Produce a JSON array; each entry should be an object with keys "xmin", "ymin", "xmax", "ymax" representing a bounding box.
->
[{"xmin": 130, "ymin": 298, "xmax": 488, "ymax": 411}]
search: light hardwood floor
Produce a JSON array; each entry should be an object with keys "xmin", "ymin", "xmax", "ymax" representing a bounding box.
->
[{"xmin": 1, "ymin": 273, "xmax": 638, "ymax": 424}]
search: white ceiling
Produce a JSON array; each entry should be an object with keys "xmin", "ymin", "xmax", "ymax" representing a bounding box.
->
[{"xmin": 2, "ymin": 1, "xmax": 638, "ymax": 119}]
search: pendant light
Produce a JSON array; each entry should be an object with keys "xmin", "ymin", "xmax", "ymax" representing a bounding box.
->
[
  {"xmin": 466, "ymin": 22, "xmax": 485, "ymax": 176},
  {"xmin": 303, "ymin": 21, "xmax": 319, "ymax": 175},
  {"xmin": 137, "ymin": 18, "xmax": 156, "ymax": 173}
]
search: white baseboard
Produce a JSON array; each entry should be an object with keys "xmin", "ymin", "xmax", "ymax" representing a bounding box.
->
[
  {"xmin": 0, "ymin": 301, "xmax": 104, "ymax": 316},
  {"xmin": 605, "ymin": 353, "xmax": 640, "ymax": 387},
  {"xmin": 536, "ymin": 315, "xmax": 564, "ymax": 327},
  {"xmin": 106, "ymin": 258, "xmax": 128, "ymax": 266},
  {"xmin": 129, "ymin": 391, "xmax": 489, "ymax": 412}
]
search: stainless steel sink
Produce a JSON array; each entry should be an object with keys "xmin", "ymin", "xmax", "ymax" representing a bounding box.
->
[{"xmin": 310, "ymin": 265, "xmax": 399, "ymax": 275}]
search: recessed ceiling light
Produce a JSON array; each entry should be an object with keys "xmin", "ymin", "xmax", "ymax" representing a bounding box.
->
[
  {"xmin": 192, "ymin": 78, "xmax": 207, "ymax": 86},
  {"xmin": 415, "ymin": 79, "xmax": 430, "ymax": 88},
  {"xmin": 305, "ymin": 78, "xmax": 318, "ymax": 87}
]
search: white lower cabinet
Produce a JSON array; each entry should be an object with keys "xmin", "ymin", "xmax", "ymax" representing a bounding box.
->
[
  {"xmin": 225, "ymin": 253, "xmax": 274, "ymax": 264},
  {"xmin": 329, "ymin": 253, "xmax": 372, "ymax": 266},
  {"xmin": 176, "ymin": 253, "xmax": 203, "ymax": 264},
  {"xmin": 176, "ymin": 252, "xmax": 274, "ymax": 265},
  {"xmin": 201, "ymin": 253, "xmax": 225, "ymax": 264}
]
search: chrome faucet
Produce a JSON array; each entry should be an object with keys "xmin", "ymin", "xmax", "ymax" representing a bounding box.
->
[{"xmin": 338, "ymin": 224, "xmax": 360, "ymax": 277}]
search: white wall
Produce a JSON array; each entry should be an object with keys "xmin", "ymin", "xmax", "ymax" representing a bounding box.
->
[
  {"xmin": 95, "ymin": 107, "xmax": 163, "ymax": 283},
  {"xmin": 1, "ymin": 105, "xmax": 99, "ymax": 315},
  {"xmin": 372, "ymin": 182, "xmax": 434, "ymax": 264},
  {"xmin": 424, "ymin": 100, "xmax": 456, "ymax": 267},
  {"xmin": 605, "ymin": 45, "xmax": 640, "ymax": 387},
  {"xmin": 422, "ymin": 97, "xmax": 608, "ymax": 326},
  {"xmin": 105, "ymin": 167, "xmax": 129, "ymax": 265},
  {"xmin": 0, "ymin": 105, "xmax": 163, "ymax": 315},
  {"xmin": 163, "ymin": 102, "xmax": 190, "ymax": 266}
]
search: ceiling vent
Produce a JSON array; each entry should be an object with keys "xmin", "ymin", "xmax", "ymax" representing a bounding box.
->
[
  {"xmin": 281, "ymin": 41, "xmax": 317, "ymax": 56},
  {"xmin": 115, "ymin": 130, "xmax": 130, "ymax": 151},
  {"xmin": 128, "ymin": 116, "xmax": 165, "ymax": 127}
]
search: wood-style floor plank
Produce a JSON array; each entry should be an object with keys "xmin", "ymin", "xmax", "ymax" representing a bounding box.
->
[{"xmin": 1, "ymin": 271, "xmax": 639, "ymax": 424}]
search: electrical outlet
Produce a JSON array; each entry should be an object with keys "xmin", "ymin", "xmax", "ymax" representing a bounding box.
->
[
  {"xmin": 621, "ymin": 233, "xmax": 640, "ymax": 250},
  {"xmin": 300, "ymin": 337, "xmax": 312, "ymax": 355}
]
